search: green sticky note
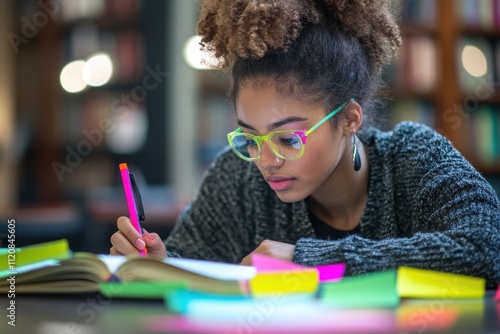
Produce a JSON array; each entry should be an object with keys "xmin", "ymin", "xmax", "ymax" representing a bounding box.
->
[
  {"xmin": 0, "ymin": 239, "xmax": 71, "ymax": 271},
  {"xmin": 99, "ymin": 281, "xmax": 188, "ymax": 299},
  {"xmin": 320, "ymin": 270, "xmax": 399, "ymax": 308}
]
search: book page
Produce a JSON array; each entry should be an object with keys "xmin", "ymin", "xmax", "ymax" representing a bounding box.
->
[
  {"xmin": 163, "ymin": 258, "xmax": 256, "ymax": 281},
  {"xmin": 97, "ymin": 254, "xmax": 128, "ymax": 274},
  {"xmin": 98, "ymin": 255, "xmax": 256, "ymax": 281}
]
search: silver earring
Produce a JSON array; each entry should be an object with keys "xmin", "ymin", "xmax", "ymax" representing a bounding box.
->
[
  {"xmin": 275, "ymin": 157, "xmax": 281, "ymax": 164},
  {"xmin": 352, "ymin": 134, "xmax": 361, "ymax": 172}
]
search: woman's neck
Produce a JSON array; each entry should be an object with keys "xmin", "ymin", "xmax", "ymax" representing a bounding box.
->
[{"xmin": 308, "ymin": 139, "xmax": 369, "ymax": 231}]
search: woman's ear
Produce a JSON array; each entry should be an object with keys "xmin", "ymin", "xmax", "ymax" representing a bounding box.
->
[{"xmin": 342, "ymin": 100, "xmax": 363, "ymax": 136}]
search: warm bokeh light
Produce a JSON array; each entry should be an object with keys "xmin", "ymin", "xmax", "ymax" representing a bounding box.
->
[
  {"xmin": 183, "ymin": 35, "xmax": 217, "ymax": 70},
  {"xmin": 60, "ymin": 60, "xmax": 87, "ymax": 93},
  {"xmin": 83, "ymin": 53, "xmax": 114, "ymax": 87},
  {"xmin": 106, "ymin": 107, "xmax": 148, "ymax": 154},
  {"xmin": 461, "ymin": 45, "xmax": 488, "ymax": 77}
]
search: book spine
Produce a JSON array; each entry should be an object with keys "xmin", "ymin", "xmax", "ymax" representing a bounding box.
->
[
  {"xmin": 496, "ymin": 41, "xmax": 500, "ymax": 85},
  {"xmin": 495, "ymin": 0, "xmax": 500, "ymax": 29},
  {"xmin": 420, "ymin": 0, "xmax": 436, "ymax": 27},
  {"xmin": 478, "ymin": 0, "xmax": 494, "ymax": 29},
  {"xmin": 461, "ymin": 0, "xmax": 479, "ymax": 28},
  {"xmin": 493, "ymin": 109, "xmax": 500, "ymax": 160},
  {"xmin": 474, "ymin": 106, "xmax": 495, "ymax": 164}
]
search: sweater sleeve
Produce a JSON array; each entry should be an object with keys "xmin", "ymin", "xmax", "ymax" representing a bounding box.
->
[
  {"xmin": 164, "ymin": 150, "xmax": 254, "ymax": 263},
  {"xmin": 293, "ymin": 124, "xmax": 500, "ymax": 288},
  {"xmin": 293, "ymin": 174, "xmax": 500, "ymax": 288}
]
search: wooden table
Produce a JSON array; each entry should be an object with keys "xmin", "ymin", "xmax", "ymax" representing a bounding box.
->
[{"xmin": 1, "ymin": 291, "xmax": 498, "ymax": 334}]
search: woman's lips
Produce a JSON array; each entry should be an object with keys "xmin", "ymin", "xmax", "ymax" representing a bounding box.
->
[{"xmin": 267, "ymin": 177, "xmax": 295, "ymax": 191}]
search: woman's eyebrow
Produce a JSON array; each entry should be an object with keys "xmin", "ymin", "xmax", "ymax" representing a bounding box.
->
[
  {"xmin": 236, "ymin": 119, "xmax": 255, "ymax": 130},
  {"xmin": 237, "ymin": 116, "xmax": 308, "ymax": 131}
]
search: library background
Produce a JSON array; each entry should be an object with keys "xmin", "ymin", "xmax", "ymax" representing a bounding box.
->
[{"xmin": 0, "ymin": 0, "xmax": 499, "ymax": 253}]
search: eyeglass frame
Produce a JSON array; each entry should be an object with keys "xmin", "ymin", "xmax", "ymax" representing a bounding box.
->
[{"xmin": 227, "ymin": 98, "xmax": 355, "ymax": 161}]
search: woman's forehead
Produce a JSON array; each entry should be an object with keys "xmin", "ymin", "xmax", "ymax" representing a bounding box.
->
[
  {"xmin": 237, "ymin": 85, "xmax": 317, "ymax": 116},
  {"xmin": 235, "ymin": 85, "xmax": 327, "ymax": 132}
]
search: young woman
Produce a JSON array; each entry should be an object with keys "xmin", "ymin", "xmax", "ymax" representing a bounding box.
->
[{"xmin": 110, "ymin": 0, "xmax": 500, "ymax": 288}]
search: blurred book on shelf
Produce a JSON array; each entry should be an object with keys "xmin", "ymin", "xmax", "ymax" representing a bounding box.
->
[
  {"xmin": 470, "ymin": 105, "xmax": 500, "ymax": 165},
  {"xmin": 456, "ymin": 0, "xmax": 500, "ymax": 30},
  {"xmin": 496, "ymin": 41, "xmax": 500, "ymax": 84},
  {"xmin": 197, "ymin": 97, "xmax": 236, "ymax": 172},
  {"xmin": 384, "ymin": 34, "xmax": 437, "ymax": 96},
  {"xmin": 390, "ymin": 100, "xmax": 435, "ymax": 129},
  {"xmin": 57, "ymin": 0, "xmax": 140, "ymax": 23},
  {"xmin": 398, "ymin": 0, "xmax": 436, "ymax": 27}
]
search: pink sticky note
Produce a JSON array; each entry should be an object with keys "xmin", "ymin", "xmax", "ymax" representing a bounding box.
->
[
  {"xmin": 250, "ymin": 254, "xmax": 345, "ymax": 282},
  {"xmin": 316, "ymin": 263, "xmax": 345, "ymax": 282},
  {"xmin": 250, "ymin": 253, "xmax": 307, "ymax": 272}
]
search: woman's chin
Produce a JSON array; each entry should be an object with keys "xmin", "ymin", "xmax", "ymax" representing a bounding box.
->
[{"xmin": 273, "ymin": 189, "xmax": 308, "ymax": 204}]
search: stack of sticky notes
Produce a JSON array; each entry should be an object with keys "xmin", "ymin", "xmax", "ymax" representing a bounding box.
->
[
  {"xmin": 160, "ymin": 256, "xmax": 488, "ymax": 334},
  {"xmin": 164, "ymin": 255, "xmax": 486, "ymax": 314},
  {"xmin": 163, "ymin": 254, "xmax": 346, "ymax": 319},
  {"xmin": 318, "ymin": 266, "xmax": 485, "ymax": 309},
  {"xmin": 247, "ymin": 254, "xmax": 345, "ymax": 295}
]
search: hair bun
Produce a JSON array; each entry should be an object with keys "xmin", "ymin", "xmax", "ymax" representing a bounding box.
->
[
  {"xmin": 197, "ymin": 0, "xmax": 401, "ymax": 72},
  {"xmin": 321, "ymin": 0, "xmax": 402, "ymax": 71},
  {"xmin": 197, "ymin": 0, "xmax": 321, "ymax": 67}
]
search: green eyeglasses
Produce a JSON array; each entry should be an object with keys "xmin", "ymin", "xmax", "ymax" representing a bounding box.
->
[{"xmin": 227, "ymin": 98, "xmax": 354, "ymax": 161}]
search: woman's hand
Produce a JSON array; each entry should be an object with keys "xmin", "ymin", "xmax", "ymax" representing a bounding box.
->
[
  {"xmin": 110, "ymin": 216, "xmax": 167, "ymax": 257},
  {"xmin": 241, "ymin": 239, "xmax": 296, "ymax": 266}
]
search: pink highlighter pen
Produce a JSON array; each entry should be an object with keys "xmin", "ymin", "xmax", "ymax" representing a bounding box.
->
[{"xmin": 119, "ymin": 163, "xmax": 147, "ymax": 256}]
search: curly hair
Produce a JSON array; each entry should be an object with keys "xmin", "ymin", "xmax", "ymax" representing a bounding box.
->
[{"xmin": 197, "ymin": 0, "xmax": 402, "ymax": 128}]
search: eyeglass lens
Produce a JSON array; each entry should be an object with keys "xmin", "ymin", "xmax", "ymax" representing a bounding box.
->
[{"xmin": 230, "ymin": 132, "xmax": 303, "ymax": 160}]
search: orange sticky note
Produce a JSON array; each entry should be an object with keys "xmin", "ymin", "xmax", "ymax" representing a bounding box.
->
[{"xmin": 397, "ymin": 302, "xmax": 460, "ymax": 332}]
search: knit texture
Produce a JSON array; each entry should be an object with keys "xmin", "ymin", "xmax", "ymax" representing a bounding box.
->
[{"xmin": 165, "ymin": 121, "xmax": 500, "ymax": 288}]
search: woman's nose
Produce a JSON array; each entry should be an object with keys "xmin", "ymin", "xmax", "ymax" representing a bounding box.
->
[{"xmin": 258, "ymin": 141, "xmax": 283, "ymax": 169}]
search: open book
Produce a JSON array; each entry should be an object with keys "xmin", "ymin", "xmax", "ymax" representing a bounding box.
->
[{"xmin": 0, "ymin": 253, "xmax": 257, "ymax": 296}]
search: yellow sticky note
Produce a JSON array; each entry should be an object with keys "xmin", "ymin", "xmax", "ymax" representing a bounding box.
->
[
  {"xmin": 397, "ymin": 267, "xmax": 485, "ymax": 299},
  {"xmin": 249, "ymin": 269, "xmax": 318, "ymax": 295}
]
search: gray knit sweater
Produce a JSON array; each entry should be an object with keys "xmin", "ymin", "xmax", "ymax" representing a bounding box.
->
[{"xmin": 165, "ymin": 122, "xmax": 500, "ymax": 288}]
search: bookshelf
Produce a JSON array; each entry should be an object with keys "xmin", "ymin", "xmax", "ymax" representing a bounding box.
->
[
  {"xmin": 4, "ymin": 0, "xmax": 180, "ymax": 252},
  {"xmin": 386, "ymin": 0, "xmax": 500, "ymax": 194},
  {"xmin": 454, "ymin": 0, "xmax": 500, "ymax": 175},
  {"xmin": 13, "ymin": 0, "xmax": 170, "ymax": 206},
  {"xmin": 196, "ymin": 71, "xmax": 235, "ymax": 173}
]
